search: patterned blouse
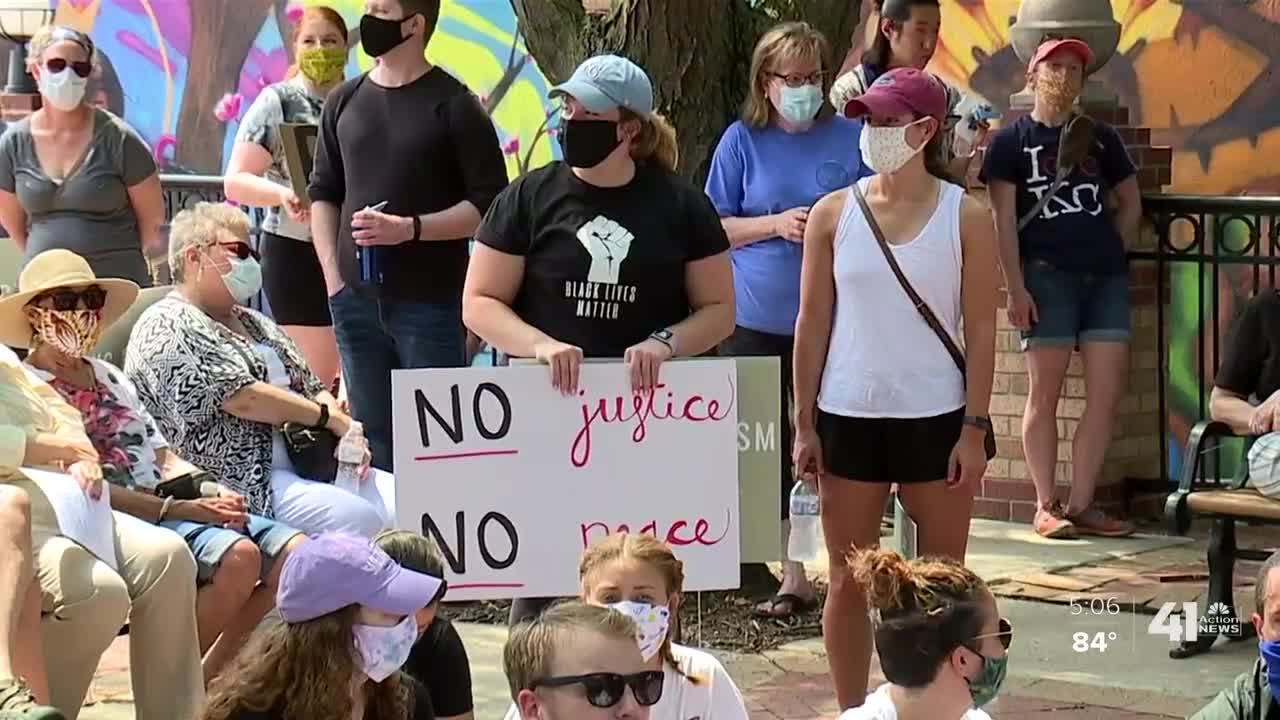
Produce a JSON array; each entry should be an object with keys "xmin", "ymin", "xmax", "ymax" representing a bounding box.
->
[
  {"xmin": 235, "ymin": 77, "xmax": 325, "ymax": 241},
  {"xmin": 124, "ymin": 294, "xmax": 325, "ymax": 517}
]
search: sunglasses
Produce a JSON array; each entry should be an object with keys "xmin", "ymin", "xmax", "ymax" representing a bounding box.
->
[
  {"xmin": 34, "ymin": 285, "xmax": 106, "ymax": 312},
  {"xmin": 532, "ymin": 671, "xmax": 664, "ymax": 708},
  {"xmin": 215, "ymin": 241, "xmax": 260, "ymax": 262},
  {"xmin": 969, "ymin": 617, "xmax": 1014, "ymax": 651},
  {"xmin": 45, "ymin": 58, "xmax": 93, "ymax": 79}
]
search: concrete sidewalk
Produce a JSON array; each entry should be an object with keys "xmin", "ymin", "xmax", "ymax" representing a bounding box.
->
[{"xmin": 78, "ymin": 519, "xmax": 1249, "ymax": 719}]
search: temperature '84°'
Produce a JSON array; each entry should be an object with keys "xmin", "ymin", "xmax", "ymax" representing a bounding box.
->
[{"xmin": 1072, "ymin": 631, "xmax": 1118, "ymax": 652}]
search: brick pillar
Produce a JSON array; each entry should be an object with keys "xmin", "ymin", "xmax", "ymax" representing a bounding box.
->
[{"xmin": 974, "ymin": 99, "xmax": 1172, "ymax": 523}]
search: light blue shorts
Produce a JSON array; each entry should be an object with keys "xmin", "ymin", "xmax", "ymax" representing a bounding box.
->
[{"xmin": 161, "ymin": 514, "xmax": 302, "ymax": 584}]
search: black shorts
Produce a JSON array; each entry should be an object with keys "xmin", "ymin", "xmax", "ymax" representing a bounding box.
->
[
  {"xmin": 817, "ymin": 408, "xmax": 963, "ymax": 484},
  {"xmin": 260, "ymin": 231, "xmax": 332, "ymax": 327}
]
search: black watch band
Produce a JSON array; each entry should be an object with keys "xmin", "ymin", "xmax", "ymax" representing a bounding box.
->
[
  {"xmin": 411, "ymin": 215, "xmax": 422, "ymax": 242},
  {"xmin": 314, "ymin": 401, "xmax": 330, "ymax": 430},
  {"xmin": 962, "ymin": 415, "xmax": 992, "ymax": 432}
]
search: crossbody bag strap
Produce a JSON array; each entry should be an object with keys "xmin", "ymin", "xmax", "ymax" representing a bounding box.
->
[{"xmin": 851, "ymin": 182, "xmax": 967, "ymax": 375}]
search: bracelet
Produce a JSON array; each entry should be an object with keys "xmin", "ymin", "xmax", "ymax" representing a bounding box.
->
[
  {"xmin": 158, "ymin": 496, "xmax": 175, "ymax": 523},
  {"xmin": 314, "ymin": 401, "xmax": 330, "ymax": 430},
  {"xmin": 411, "ymin": 215, "xmax": 422, "ymax": 242}
]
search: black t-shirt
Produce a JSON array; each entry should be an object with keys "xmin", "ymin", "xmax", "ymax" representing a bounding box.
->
[
  {"xmin": 1216, "ymin": 291, "xmax": 1280, "ymax": 402},
  {"xmin": 402, "ymin": 617, "xmax": 473, "ymax": 717},
  {"xmin": 309, "ymin": 68, "xmax": 508, "ymax": 302},
  {"xmin": 225, "ymin": 673, "xmax": 434, "ymax": 720},
  {"xmin": 476, "ymin": 161, "xmax": 730, "ymax": 357},
  {"xmin": 978, "ymin": 114, "xmax": 1137, "ymax": 275}
]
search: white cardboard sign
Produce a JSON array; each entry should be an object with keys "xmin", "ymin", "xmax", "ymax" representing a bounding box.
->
[{"xmin": 391, "ymin": 359, "xmax": 741, "ymax": 600}]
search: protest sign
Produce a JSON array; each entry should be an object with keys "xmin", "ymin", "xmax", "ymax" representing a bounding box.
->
[
  {"xmin": 392, "ymin": 358, "xmax": 740, "ymax": 600},
  {"xmin": 734, "ymin": 357, "xmax": 782, "ymax": 563}
]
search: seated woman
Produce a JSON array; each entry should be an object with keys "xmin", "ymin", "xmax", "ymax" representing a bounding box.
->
[
  {"xmin": 503, "ymin": 533, "xmax": 749, "ymax": 720},
  {"xmin": 124, "ymin": 202, "xmax": 392, "ymax": 537},
  {"xmin": 840, "ymin": 548, "xmax": 1010, "ymax": 719},
  {"xmin": 200, "ymin": 533, "xmax": 440, "ymax": 720},
  {"xmin": 0, "ymin": 343, "xmax": 202, "ymax": 719},
  {"xmin": 9, "ymin": 249, "xmax": 307, "ymax": 682},
  {"xmin": 375, "ymin": 530, "xmax": 474, "ymax": 720}
]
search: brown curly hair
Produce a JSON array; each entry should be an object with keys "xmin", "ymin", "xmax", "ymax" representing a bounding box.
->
[
  {"xmin": 199, "ymin": 606, "xmax": 410, "ymax": 720},
  {"xmin": 849, "ymin": 547, "xmax": 992, "ymax": 688}
]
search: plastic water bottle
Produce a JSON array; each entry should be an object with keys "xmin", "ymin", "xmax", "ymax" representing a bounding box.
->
[
  {"xmin": 787, "ymin": 483, "xmax": 821, "ymax": 562},
  {"xmin": 335, "ymin": 421, "xmax": 365, "ymax": 493}
]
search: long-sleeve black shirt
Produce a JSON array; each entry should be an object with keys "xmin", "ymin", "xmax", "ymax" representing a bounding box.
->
[{"xmin": 309, "ymin": 67, "xmax": 508, "ymax": 302}]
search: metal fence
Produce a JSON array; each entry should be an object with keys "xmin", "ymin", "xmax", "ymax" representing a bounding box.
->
[{"xmin": 1132, "ymin": 193, "xmax": 1280, "ymax": 485}]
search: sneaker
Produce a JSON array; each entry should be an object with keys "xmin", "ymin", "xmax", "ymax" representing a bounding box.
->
[
  {"xmin": 0, "ymin": 678, "xmax": 64, "ymax": 720},
  {"xmin": 1034, "ymin": 502, "xmax": 1077, "ymax": 539},
  {"xmin": 1068, "ymin": 506, "xmax": 1136, "ymax": 538}
]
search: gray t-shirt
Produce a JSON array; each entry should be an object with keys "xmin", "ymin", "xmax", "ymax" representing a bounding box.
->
[
  {"xmin": 0, "ymin": 109, "xmax": 156, "ymax": 286},
  {"xmin": 235, "ymin": 77, "xmax": 324, "ymax": 241}
]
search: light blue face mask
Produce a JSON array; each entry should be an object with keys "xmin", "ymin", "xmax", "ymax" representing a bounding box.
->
[
  {"xmin": 778, "ymin": 84, "xmax": 823, "ymax": 124},
  {"xmin": 202, "ymin": 247, "xmax": 262, "ymax": 304}
]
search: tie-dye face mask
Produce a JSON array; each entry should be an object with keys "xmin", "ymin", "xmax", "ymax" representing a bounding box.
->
[{"xmin": 28, "ymin": 307, "xmax": 102, "ymax": 358}]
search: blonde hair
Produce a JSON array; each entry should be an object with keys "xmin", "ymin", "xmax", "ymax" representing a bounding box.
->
[
  {"xmin": 168, "ymin": 202, "xmax": 252, "ymax": 281},
  {"xmin": 578, "ymin": 533, "xmax": 697, "ymax": 683},
  {"xmin": 26, "ymin": 25, "xmax": 99, "ymax": 79},
  {"xmin": 621, "ymin": 109, "xmax": 679, "ymax": 173},
  {"xmin": 742, "ymin": 21, "xmax": 832, "ymax": 128},
  {"xmin": 503, "ymin": 602, "xmax": 637, "ymax": 701}
]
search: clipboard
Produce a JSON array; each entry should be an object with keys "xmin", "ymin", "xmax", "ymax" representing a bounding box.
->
[{"xmin": 280, "ymin": 122, "xmax": 319, "ymax": 204}]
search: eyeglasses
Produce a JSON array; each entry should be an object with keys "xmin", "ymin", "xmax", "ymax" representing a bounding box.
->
[
  {"xmin": 33, "ymin": 285, "xmax": 106, "ymax": 312},
  {"xmin": 771, "ymin": 71, "xmax": 824, "ymax": 88},
  {"xmin": 216, "ymin": 241, "xmax": 260, "ymax": 262},
  {"xmin": 532, "ymin": 671, "xmax": 664, "ymax": 708},
  {"xmin": 969, "ymin": 617, "xmax": 1014, "ymax": 651},
  {"xmin": 45, "ymin": 58, "xmax": 93, "ymax": 79}
]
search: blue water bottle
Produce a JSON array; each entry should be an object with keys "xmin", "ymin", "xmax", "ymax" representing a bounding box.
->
[{"xmin": 357, "ymin": 201, "xmax": 386, "ymax": 285}]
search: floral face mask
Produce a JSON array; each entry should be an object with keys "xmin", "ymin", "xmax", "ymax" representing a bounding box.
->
[{"xmin": 28, "ymin": 307, "xmax": 102, "ymax": 358}]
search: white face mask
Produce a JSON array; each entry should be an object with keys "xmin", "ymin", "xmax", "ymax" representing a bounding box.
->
[
  {"xmin": 38, "ymin": 67, "xmax": 87, "ymax": 111},
  {"xmin": 608, "ymin": 601, "xmax": 671, "ymax": 662},
  {"xmin": 858, "ymin": 120, "xmax": 930, "ymax": 175},
  {"xmin": 352, "ymin": 615, "xmax": 418, "ymax": 683}
]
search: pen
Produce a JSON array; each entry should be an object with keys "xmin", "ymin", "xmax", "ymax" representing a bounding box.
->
[{"xmin": 366, "ymin": 201, "xmax": 389, "ymax": 212}]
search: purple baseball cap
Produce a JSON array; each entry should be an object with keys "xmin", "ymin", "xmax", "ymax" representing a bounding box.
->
[
  {"xmin": 841, "ymin": 67, "xmax": 948, "ymax": 123},
  {"xmin": 276, "ymin": 533, "xmax": 444, "ymax": 624}
]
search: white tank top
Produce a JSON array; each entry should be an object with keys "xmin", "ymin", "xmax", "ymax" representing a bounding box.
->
[{"xmin": 817, "ymin": 177, "xmax": 967, "ymax": 419}]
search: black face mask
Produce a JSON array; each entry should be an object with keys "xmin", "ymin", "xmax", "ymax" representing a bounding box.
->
[
  {"xmin": 559, "ymin": 119, "xmax": 623, "ymax": 168},
  {"xmin": 360, "ymin": 13, "xmax": 416, "ymax": 58}
]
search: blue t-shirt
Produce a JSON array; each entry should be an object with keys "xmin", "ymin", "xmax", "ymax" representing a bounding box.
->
[
  {"xmin": 705, "ymin": 117, "xmax": 869, "ymax": 336},
  {"xmin": 978, "ymin": 114, "xmax": 1137, "ymax": 274}
]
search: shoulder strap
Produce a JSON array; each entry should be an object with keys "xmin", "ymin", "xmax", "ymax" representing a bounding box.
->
[{"xmin": 851, "ymin": 182, "xmax": 967, "ymax": 375}]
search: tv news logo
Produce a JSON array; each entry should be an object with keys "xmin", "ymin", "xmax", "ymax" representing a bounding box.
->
[{"xmin": 1147, "ymin": 602, "xmax": 1242, "ymax": 641}]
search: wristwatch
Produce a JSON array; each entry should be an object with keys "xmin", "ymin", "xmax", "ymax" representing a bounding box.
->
[
  {"xmin": 649, "ymin": 329, "xmax": 677, "ymax": 356},
  {"xmin": 314, "ymin": 401, "xmax": 330, "ymax": 430},
  {"xmin": 962, "ymin": 415, "xmax": 993, "ymax": 433}
]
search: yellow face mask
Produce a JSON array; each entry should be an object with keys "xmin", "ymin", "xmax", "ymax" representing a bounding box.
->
[{"xmin": 297, "ymin": 47, "xmax": 347, "ymax": 86}]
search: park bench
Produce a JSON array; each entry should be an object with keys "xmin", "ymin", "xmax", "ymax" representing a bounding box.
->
[{"xmin": 1164, "ymin": 419, "xmax": 1278, "ymax": 657}]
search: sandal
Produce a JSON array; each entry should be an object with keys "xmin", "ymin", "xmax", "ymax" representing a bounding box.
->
[{"xmin": 754, "ymin": 592, "xmax": 816, "ymax": 618}]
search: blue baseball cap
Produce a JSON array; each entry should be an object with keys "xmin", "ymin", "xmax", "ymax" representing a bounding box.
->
[{"xmin": 550, "ymin": 54, "xmax": 654, "ymax": 116}]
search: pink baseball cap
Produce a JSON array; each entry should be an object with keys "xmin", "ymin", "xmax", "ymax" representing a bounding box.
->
[
  {"xmin": 1027, "ymin": 38, "xmax": 1095, "ymax": 73},
  {"xmin": 841, "ymin": 68, "xmax": 948, "ymax": 123}
]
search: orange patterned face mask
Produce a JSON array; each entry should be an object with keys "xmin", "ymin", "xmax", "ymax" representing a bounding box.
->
[
  {"xmin": 27, "ymin": 307, "xmax": 102, "ymax": 358},
  {"xmin": 1035, "ymin": 70, "xmax": 1080, "ymax": 114}
]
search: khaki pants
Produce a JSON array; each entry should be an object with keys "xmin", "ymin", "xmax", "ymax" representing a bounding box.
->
[{"xmin": 12, "ymin": 478, "xmax": 204, "ymax": 720}]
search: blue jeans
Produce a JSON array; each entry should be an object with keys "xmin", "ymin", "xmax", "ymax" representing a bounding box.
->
[
  {"xmin": 160, "ymin": 514, "xmax": 302, "ymax": 585},
  {"xmin": 329, "ymin": 285, "xmax": 466, "ymax": 470},
  {"xmin": 1021, "ymin": 259, "xmax": 1131, "ymax": 350}
]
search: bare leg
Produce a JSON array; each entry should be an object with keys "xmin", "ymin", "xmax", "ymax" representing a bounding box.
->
[
  {"xmin": 1066, "ymin": 342, "xmax": 1129, "ymax": 513},
  {"xmin": 195, "ymin": 541, "xmax": 260, "ymax": 682},
  {"xmin": 1023, "ymin": 348, "xmax": 1073, "ymax": 507},
  {"xmin": 899, "ymin": 478, "xmax": 977, "ymax": 562},
  {"xmin": 820, "ymin": 477, "xmax": 892, "ymax": 710},
  {"xmin": 281, "ymin": 325, "xmax": 340, "ymax": 391},
  {"xmin": 0, "ymin": 486, "xmax": 51, "ymax": 702},
  {"xmin": 201, "ymin": 535, "xmax": 303, "ymax": 683}
]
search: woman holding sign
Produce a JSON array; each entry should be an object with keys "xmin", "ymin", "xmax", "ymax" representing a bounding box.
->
[
  {"xmin": 791, "ymin": 68, "xmax": 998, "ymax": 709},
  {"xmin": 224, "ymin": 5, "xmax": 351, "ymax": 388}
]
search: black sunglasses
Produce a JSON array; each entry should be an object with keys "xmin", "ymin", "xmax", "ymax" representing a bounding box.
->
[
  {"xmin": 217, "ymin": 241, "xmax": 260, "ymax": 262},
  {"xmin": 45, "ymin": 58, "xmax": 93, "ymax": 79},
  {"xmin": 34, "ymin": 285, "xmax": 106, "ymax": 312},
  {"xmin": 969, "ymin": 617, "xmax": 1014, "ymax": 651},
  {"xmin": 532, "ymin": 671, "xmax": 664, "ymax": 708}
]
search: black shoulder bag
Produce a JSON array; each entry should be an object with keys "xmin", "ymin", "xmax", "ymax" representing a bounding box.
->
[{"xmin": 851, "ymin": 183, "xmax": 996, "ymax": 460}]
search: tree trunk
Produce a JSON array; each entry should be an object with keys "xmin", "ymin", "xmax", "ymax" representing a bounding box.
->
[
  {"xmin": 511, "ymin": 0, "xmax": 863, "ymax": 184},
  {"xmin": 174, "ymin": 0, "xmax": 276, "ymax": 173}
]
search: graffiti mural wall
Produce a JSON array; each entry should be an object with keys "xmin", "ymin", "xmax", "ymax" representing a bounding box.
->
[{"xmin": 47, "ymin": 0, "xmax": 558, "ymax": 178}]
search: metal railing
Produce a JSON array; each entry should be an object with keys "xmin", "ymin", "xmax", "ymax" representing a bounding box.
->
[{"xmin": 1132, "ymin": 193, "xmax": 1280, "ymax": 485}]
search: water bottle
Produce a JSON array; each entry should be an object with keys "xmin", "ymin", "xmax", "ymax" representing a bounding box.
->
[
  {"xmin": 787, "ymin": 482, "xmax": 821, "ymax": 562},
  {"xmin": 335, "ymin": 421, "xmax": 365, "ymax": 493},
  {"xmin": 358, "ymin": 246, "xmax": 382, "ymax": 285}
]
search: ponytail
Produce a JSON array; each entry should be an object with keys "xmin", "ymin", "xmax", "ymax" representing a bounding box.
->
[{"xmin": 624, "ymin": 110, "xmax": 679, "ymax": 173}]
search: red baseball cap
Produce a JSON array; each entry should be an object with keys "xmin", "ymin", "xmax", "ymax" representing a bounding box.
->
[
  {"xmin": 841, "ymin": 68, "xmax": 948, "ymax": 123},
  {"xmin": 1027, "ymin": 38, "xmax": 1095, "ymax": 73}
]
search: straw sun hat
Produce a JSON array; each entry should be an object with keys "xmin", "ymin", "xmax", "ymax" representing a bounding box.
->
[{"xmin": 0, "ymin": 249, "xmax": 139, "ymax": 349}]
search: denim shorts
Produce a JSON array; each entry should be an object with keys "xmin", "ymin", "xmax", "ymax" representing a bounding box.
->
[
  {"xmin": 1021, "ymin": 259, "xmax": 1130, "ymax": 350},
  {"xmin": 161, "ymin": 514, "xmax": 302, "ymax": 584}
]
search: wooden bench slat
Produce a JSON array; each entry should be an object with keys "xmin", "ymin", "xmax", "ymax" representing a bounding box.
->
[{"xmin": 1186, "ymin": 488, "xmax": 1280, "ymax": 521}]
